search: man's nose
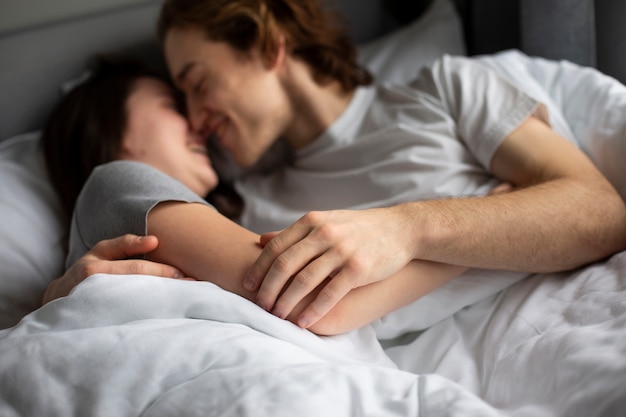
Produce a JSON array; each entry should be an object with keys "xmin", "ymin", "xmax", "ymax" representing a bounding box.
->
[{"xmin": 186, "ymin": 97, "xmax": 208, "ymax": 135}]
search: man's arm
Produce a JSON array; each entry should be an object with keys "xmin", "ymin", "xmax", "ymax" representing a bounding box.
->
[
  {"xmin": 245, "ymin": 116, "xmax": 626, "ymax": 328},
  {"xmin": 412, "ymin": 116, "xmax": 626, "ymax": 270}
]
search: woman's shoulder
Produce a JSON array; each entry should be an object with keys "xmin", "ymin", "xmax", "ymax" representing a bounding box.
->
[
  {"xmin": 69, "ymin": 160, "xmax": 209, "ymax": 264},
  {"xmin": 79, "ymin": 160, "xmax": 207, "ymax": 212},
  {"xmin": 88, "ymin": 161, "xmax": 197, "ymax": 197}
]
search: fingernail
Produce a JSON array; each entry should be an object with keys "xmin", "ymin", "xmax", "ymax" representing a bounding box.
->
[
  {"xmin": 243, "ymin": 274, "xmax": 256, "ymax": 291},
  {"xmin": 298, "ymin": 315, "xmax": 311, "ymax": 329}
]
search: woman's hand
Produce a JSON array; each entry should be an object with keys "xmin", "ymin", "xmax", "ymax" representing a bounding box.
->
[{"xmin": 42, "ymin": 234, "xmax": 188, "ymax": 305}]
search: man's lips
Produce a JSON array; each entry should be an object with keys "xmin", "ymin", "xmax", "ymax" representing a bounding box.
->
[
  {"xmin": 209, "ymin": 121, "xmax": 230, "ymax": 150},
  {"xmin": 206, "ymin": 116, "xmax": 228, "ymax": 144}
]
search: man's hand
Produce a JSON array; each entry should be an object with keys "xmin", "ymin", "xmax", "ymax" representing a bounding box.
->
[
  {"xmin": 243, "ymin": 207, "xmax": 416, "ymax": 328},
  {"xmin": 243, "ymin": 182, "xmax": 517, "ymax": 329},
  {"xmin": 42, "ymin": 234, "xmax": 188, "ymax": 305}
]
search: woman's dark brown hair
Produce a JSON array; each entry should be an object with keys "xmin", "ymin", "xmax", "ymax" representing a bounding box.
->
[
  {"xmin": 42, "ymin": 55, "xmax": 243, "ymax": 222},
  {"xmin": 157, "ymin": 0, "xmax": 373, "ymax": 92},
  {"xmin": 42, "ymin": 56, "xmax": 162, "ymax": 219}
]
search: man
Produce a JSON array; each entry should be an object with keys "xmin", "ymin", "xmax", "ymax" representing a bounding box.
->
[{"xmin": 55, "ymin": 0, "xmax": 626, "ymax": 330}]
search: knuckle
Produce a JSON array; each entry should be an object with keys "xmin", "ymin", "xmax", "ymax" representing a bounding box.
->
[
  {"xmin": 160, "ymin": 265, "xmax": 173, "ymax": 278},
  {"xmin": 272, "ymin": 254, "xmax": 292, "ymax": 275},
  {"xmin": 119, "ymin": 233, "xmax": 139, "ymax": 252},
  {"xmin": 315, "ymin": 223, "xmax": 338, "ymax": 241},
  {"xmin": 332, "ymin": 241, "xmax": 351, "ymax": 258},
  {"xmin": 344, "ymin": 257, "xmax": 366, "ymax": 277},
  {"xmin": 91, "ymin": 239, "xmax": 107, "ymax": 252},
  {"xmin": 264, "ymin": 237, "xmax": 284, "ymax": 257},
  {"xmin": 256, "ymin": 288, "xmax": 274, "ymax": 309},
  {"xmin": 273, "ymin": 298, "xmax": 293, "ymax": 318},
  {"xmin": 302, "ymin": 211, "xmax": 323, "ymax": 225},
  {"xmin": 293, "ymin": 269, "xmax": 316, "ymax": 289},
  {"xmin": 121, "ymin": 233, "xmax": 136, "ymax": 241},
  {"xmin": 315, "ymin": 286, "xmax": 336, "ymax": 307},
  {"xmin": 121, "ymin": 234, "xmax": 138, "ymax": 246},
  {"xmin": 343, "ymin": 272, "xmax": 360, "ymax": 287},
  {"xmin": 81, "ymin": 262, "xmax": 99, "ymax": 279},
  {"xmin": 308, "ymin": 289, "xmax": 338, "ymax": 321},
  {"xmin": 130, "ymin": 262, "xmax": 147, "ymax": 276}
]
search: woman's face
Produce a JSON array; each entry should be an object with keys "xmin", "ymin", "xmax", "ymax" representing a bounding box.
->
[
  {"xmin": 120, "ymin": 77, "xmax": 218, "ymax": 196},
  {"xmin": 163, "ymin": 26, "xmax": 291, "ymax": 168}
]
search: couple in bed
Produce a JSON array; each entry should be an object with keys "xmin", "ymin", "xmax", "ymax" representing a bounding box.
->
[{"xmin": 41, "ymin": 0, "xmax": 626, "ymax": 335}]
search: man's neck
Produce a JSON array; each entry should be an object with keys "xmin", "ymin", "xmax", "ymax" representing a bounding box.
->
[{"xmin": 280, "ymin": 57, "xmax": 356, "ymax": 150}]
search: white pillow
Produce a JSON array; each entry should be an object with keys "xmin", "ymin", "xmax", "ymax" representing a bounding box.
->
[
  {"xmin": 0, "ymin": 133, "xmax": 67, "ymax": 329},
  {"xmin": 357, "ymin": 0, "xmax": 466, "ymax": 84}
]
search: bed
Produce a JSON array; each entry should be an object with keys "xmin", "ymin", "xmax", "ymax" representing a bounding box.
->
[{"xmin": 1, "ymin": 0, "xmax": 625, "ymax": 415}]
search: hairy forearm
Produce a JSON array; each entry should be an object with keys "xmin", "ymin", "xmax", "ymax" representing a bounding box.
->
[
  {"xmin": 398, "ymin": 116, "xmax": 626, "ymax": 273},
  {"xmin": 403, "ymin": 177, "xmax": 626, "ymax": 273}
]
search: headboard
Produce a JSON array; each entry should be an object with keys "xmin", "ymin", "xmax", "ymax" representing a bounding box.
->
[
  {"xmin": 0, "ymin": 0, "xmax": 622, "ymax": 142},
  {"xmin": 0, "ymin": 1, "xmax": 165, "ymax": 141}
]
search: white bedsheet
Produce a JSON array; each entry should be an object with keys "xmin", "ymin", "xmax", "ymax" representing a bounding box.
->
[
  {"xmin": 382, "ymin": 250, "xmax": 626, "ymax": 417},
  {"xmin": 1, "ymin": 51, "xmax": 626, "ymax": 416}
]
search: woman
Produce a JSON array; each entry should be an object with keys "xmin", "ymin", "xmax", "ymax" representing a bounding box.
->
[{"xmin": 41, "ymin": 55, "xmax": 466, "ymax": 335}]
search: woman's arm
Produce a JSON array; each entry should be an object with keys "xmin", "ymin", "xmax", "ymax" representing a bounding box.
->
[
  {"xmin": 146, "ymin": 202, "xmax": 261, "ymax": 301},
  {"xmin": 304, "ymin": 261, "xmax": 464, "ymax": 335},
  {"xmin": 147, "ymin": 201, "xmax": 465, "ymax": 335}
]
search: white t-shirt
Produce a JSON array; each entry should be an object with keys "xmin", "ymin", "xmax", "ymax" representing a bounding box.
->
[
  {"xmin": 236, "ymin": 55, "xmax": 544, "ymax": 233},
  {"xmin": 235, "ymin": 55, "xmax": 547, "ymax": 333}
]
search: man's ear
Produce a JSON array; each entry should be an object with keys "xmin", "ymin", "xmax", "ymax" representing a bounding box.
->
[{"xmin": 266, "ymin": 33, "xmax": 286, "ymax": 70}]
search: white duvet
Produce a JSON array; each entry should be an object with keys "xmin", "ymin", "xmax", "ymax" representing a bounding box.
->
[
  {"xmin": 2, "ymin": 51, "xmax": 626, "ymax": 416},
  {"xmin": 1, "ymin": 250, "xmax": 625, "ymax": 416},
  {"xmin": 0, "ymin": 274, "xmax": 500, "ymax": 417}
]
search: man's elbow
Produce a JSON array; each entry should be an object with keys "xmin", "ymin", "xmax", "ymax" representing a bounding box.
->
[{"xmin": 585, "ymin": 189, "xmax": 626, "ymax": 262}]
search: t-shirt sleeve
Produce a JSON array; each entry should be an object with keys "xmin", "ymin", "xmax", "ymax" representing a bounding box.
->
[
  {"xmin": 410, "ymin": 54, "xmax": 543, "ymax": 169},
  {"xmin": 66, "ymin": 160, "xmax": 209, "ymax": 268}
]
